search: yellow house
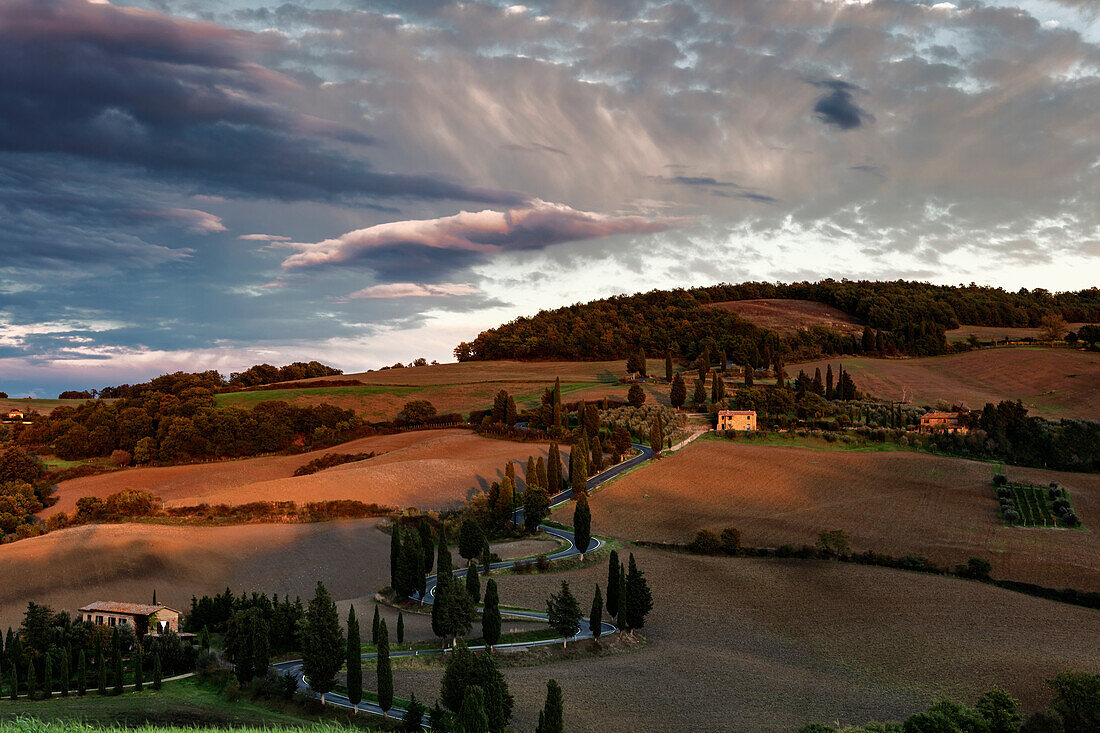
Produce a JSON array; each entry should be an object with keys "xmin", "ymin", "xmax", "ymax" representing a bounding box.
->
[
  {"xmin": 717, "ymin": 410, "xmax": 757, "ymax": 431},
  {"xmin": 78, "ymin": 601, "xmax": 181, "ymax": 635}
]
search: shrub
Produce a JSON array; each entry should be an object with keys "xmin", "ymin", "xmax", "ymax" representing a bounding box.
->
[
  {"xmin": 293, "ymin": 452, "xmax": 375, "ymax": 476},
  {"xmin": 1004, "ymin": 509, "xmax": 1020, "ymax": 524},
  {"xmin": 720, "ymin": 527, "xmax": 742, "ymax": 554},
  {"xmin": 535, "ymin": 555, "xmax": 551, "ymax": 572},
  {"xmin": 993, "ymin": 474, "xmax": 1008, "ymax": 486},
  {"xmin": 688, "ymin": 529, "xmax": 721, "ymax": 555},
  {"xmin": 109, "ymin": 450, "xmax": 132, "ymax": 467}
]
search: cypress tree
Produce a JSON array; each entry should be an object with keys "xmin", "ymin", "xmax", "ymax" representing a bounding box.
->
[
  {"xmin": 402, "ymin": 693, "xmax": 426, "ymax": 732},
  {"xmin": 692, "ymin": 377, "xmax": 706, "ymax": 406},
  {"xmin": 440, "ymin": 639, "xmax": 476, "ymax": 711},
  {"xmin": 505, "ymin": 395, "xmax": 517, "ymax": 425},
  {"xmin": 376, "ymin": 619, "xmax": 393, "ymax": 718},
  {"xmin": 397, "ymin": 612, "xmax": 405, "ymax": 644},
  {"xmin": 540, "ymin": 679, "xmax": 564, "ymax": 733},
  {"xmin": 812, "ymin": 368, "xmax": 824, "ymax": 396},
  {"xmin": 621, "ymin": 553, "xmax": 654, "ymax": 632},
  {"xmin": 9, "ymin": 663, "xmax": 16, "ymax": 701},
  {"xmin": 590, "ymin": 586, "xmax": 604, "ymax": 641},
  {"xmin": 551, "ymin": 378, "xmax": 562, "ymax": 429},
  {"xmin": 372, "ymin": 606, "xmax": 381, "ymax": 644},
  {"xmin": 546, "ymin": 581, "xmax": 582, "ymax": 648},
  {"xmin": 458, "ymin": 685, "xmax": 489, "ymax": 733},
  {"xmin": 431, "ymin": 584, "xmax": 445, "ymax": 644},
  {"xmin": 459, "ymin": 518, "xmax": 485, "ymax": 561},
  {"xmin": 536, "ymin": 456, "xmax": 547, "ymax": 490},
  {"xmin": 619, "ymin": 563, "xmax": 626, "ymax": 619},
  {"xmin": 465, "ymin": 561, "xmax": 480, "ymax": 604},
  {"xmin": 429, "ymin": 702, "xmax": 447, "ymax": 730},
  {"xmin": 825, "ymin": 364, "xmax": 835, "ymax": 399},
  {"xmin": 419, "ymin": 521, "xmax": 435, "ymax": 575},
  {"xmin": 96, "ymin": 635, "xmax": 107, "ymax": 695},
  {"xmin": 153, "ymin": 653, "xmax": 162, "ymax": 691},
  {"xmin": 300, "ymin": 581, "xmax": 345, "ymax": 705},
  {"xmin": 649, "ymin": 414, "xmax": 663, "ymax": 456},
  {"xmin": 711, "ymin": 373, "xmax": 719, "ymax": 403},
  {"xmin": 346, "ymin": 607, "xmax": 362, "ymax": 711},
  {"xmin": 26, "ymin": 657, "xmax": 36, "ymax": 700},
  {"xmin": 77, "ymin": 650, "xmax": 86, "ymax": 696},
  {"xmin": 718, "ymin": 349, "xmax": 727, "ymax": 373},
  {"xmin": 200, "ymin": 626, "xmax": 210, "ymax": 650},
  {"xmin": 589, "ymin": 434, "xmax": 604, "ymax": 474},
  {"xmin": 60, "ymin": 649, "xmax": 69, "ymax": 697},
  {"xmin": 547, "ymin": 442, "xmax": 562, "ymax": 492},
  {"xmin": 133, "ymin": 644, "xmax": 143, "ymax": 692},
  {"xmin": 389, "ymin": 522, "xmax": 403, "ymax": 591},
  {"xmin": 442, "ymin": 584, "xmax": 475, "ymax": 647},
  {"xmin": 665, "ymin": 351, "xmax": 673, "ymax": 382},
  {"xmin": 744, "ymin": 363, "xmax": 754, "ymax": 387},
  {"xmin": 525, "ymin": 456, "xmax": 537, "ymax": 488},
  {"xmin": 636, "ymin": 348, "xmax": 647, "ymax": 376},
  {"xmin": 569, "ymin": 442, "xmax": 587, "ymax": 494},
  {"xmin": 670, "ymin": 372, "xmax": 686, "ymax": 408},
  {"xmin": 480, "ymin": 542, "xmax": 491, "ymax": 574},
  {"xmin": 437, "ymin": 523, "xmax": 452, "ymax": 586},
  {"xmin": 606, "ymin": 550, "xmax": 621, "ymax": 619},
  {"xmin": 152, "ymin": 589, "xmax": 157, "ymax": 605},
  {"xmin": 482, "ymin": 579, "xmax": 501, "ymax": 651},
  {"xmin": 573, "ymin": 493, "xmax": 592, "ymax": 559},
  {"xmin": 523, "ymin": 483, "xmax": 550, "ymax": 533},
  {"xmin": 111, "ymin": 631, "xmax": 123, "ymax": 695},
  {"xmin": 43, "ymin": 653, "xmax": 52, "ymax": 699}
]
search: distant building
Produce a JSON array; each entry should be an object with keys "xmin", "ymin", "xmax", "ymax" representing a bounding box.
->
[
  {"xmin": 78, "ymin": 601, "xmax": 181, "ymax": 635},
  {"xmin": 4, "ymin": 410, "xmax": 24, "ymax": 421},
  {"xmin": 919, "ymin": 412, "xmax": 968, "ymax": 434},
  {"xmin": 717, "ymin": 410, "xmax": 757, "ymax": 431}
]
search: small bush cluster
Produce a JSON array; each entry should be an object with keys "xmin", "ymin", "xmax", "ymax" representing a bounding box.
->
[
  {"xmin": 292, "ymin": 451, "xmax": 375, "ymax": 476},
  {"xmin": 512, "ymin": 556, "xmax": 552, "ymax": 573}
]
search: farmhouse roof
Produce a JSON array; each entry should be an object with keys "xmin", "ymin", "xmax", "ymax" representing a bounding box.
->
[
  {"xmin": 718, "ymin": 410, "xmax": 756, "ymax": 416},
  {"xmin": 921, "ymin": 412, "xmax": 960, "ymax": 419},
  {"xmin": 78, "ymin": 601, "xmax": 180, "ymax": 616}
]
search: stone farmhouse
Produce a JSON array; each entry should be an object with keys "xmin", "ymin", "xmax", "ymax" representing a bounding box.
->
[
  {"xmin": 78, "ymin": 601, "xmax": 182, "ymax": 636},
  {"xmin": 717, "ymin": 410, "xmax": 757, "ymax": 431},
  {"xmin": 919, "ymin": 412, "xmax": 969, "ymax": 434}
]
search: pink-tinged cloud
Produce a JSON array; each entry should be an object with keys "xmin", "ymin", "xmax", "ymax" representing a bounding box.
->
[
  {"xmin": 349, "ymin": 282, "xmax": 481, "ymax": 299},
  {"xmin": 280, "ymin": 199, "xmax": 678, "ymax": 269},
  {"xmin": 239, "ymin": 233, "xmax": 291, "ymax": 241},
  {"xmin": 138, "ymin": 207, "xmax": 226, "ymax": 233}
]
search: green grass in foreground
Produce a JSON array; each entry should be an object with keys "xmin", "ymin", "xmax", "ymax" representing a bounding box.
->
[
  {"xmin": 0, "ymin": 721, "xmax": 358, "ymax": 733},
  {"xmin": 215, "ymin": 384, "xmax": 423, "ymax": 408},
  {"xmin": 0, "ymin": 677, "xmax": 337, "ymax": 730}
]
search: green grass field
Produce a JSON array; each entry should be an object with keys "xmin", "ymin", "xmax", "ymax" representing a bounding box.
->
[
  {"xmin": 215, "ymin": 385, "xmax": 424, "ymax": 408},
  {"xmin": 0, "ymin": 677, "xmax": 330, "ymax": 729}
]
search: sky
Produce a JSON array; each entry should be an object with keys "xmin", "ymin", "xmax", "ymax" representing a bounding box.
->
[{"xmin": 1, "ymin": 0, "xmax": 1099, "ymax": 396}]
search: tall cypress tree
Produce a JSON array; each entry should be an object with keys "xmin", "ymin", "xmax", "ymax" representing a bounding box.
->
[
  {"xmin": 636, "ymin": 347, "xmax": 647, "ymax": 376},
  {"xmin": 649, "ymin": 414, "xmax": 664, "ymax": 456},
  {"xmin": 465, "ymin": 561, "xmax": 480, "ymax": 604},
  {"xmin": 540, "ymin": 679, "xmax": 564, "ymax": 733},
  {"xmin": 436, "ymin": 523, "xmax": 452, "ymax": 584},
  {"xmin": 458, "ymin": 685, "xmax": 489, "ymax": 733},
  {"xmin": 665, "ymin": 351, "xmax": 673, "ymax": 382},
  {"xmin": 389, "ymin": 523, "xmax": 402, "ymax": 591},
  {"xmin": 589, "ymin": 434, "xmax": 604, "ymax": 474},
  {"xmin": 744, "ymin": 363, "xmax": 754, "ymax": 387},
  {"xmin": 482, "ymin": 579, "xmax": 501, "ymax": 651},
  {"xmin": 133, "ymin": 644, "xmax": 143, "ymax": 692},
  {"xmin": 573, "ymin": 493, "xmax": 591, "ymax": 560},
  {"xmin": 346, "ymin": 607, "xmax": 362, "ymax": 712},
  {"xmin": 826, "ymin": 364, "xmax": 835, "ymax": 399},
  {"xmin": 590, "ymin": 586, "xmax": 604, "ymax": 641},
  {"xmin": 376, "ymin": 619, "xmax": 393, "ymax": 718},
  {"xmin": 606, "ymin": 550, "xmax": 620, "ymax": 619},
  {"xmin": 300, "ymin": 581, "xmax": 345, "ymax": 705},
  {"xmin": 551, "ymin": 378, "xmax": 562, "ymax": 429},
  {"xmin": 43, "ymin": 653, "xmax": 52, "ymax": 699},
  {"xmin": 96, "ymin": 635, "xmax": 106, "ymax": 695},
  {"xmin": 569, "ymin": 443, "xmax": 587, "ymax": 494},
  {"xmin": 9, "ymin": 663, "xmax": 17, "ymax": 701},
  {"xmin": 397, "ymin": 612, "xmax": 404, "ymax": 644},
  {"xmin": 419, "ymin": 522, "xmax": 435, "ymax": 576},
  {"xmin": 372, "ymin": 606, "xmax": 381, "ymax": 645},
  {"xmin": 153, "ymin": 653, "xmax": 162, "ymax": 691},
  {"xmin": 111, "ymin": 629, "xmax": 123, "ymax": 695},
  {"xmin": 525, "ymin": 456, "xmax": 537, "ymax": 489},
  {"xmin": 621, "ymin": 553, "xmax": 654, "ymax": 632},
  {"xmin": 77, "ymin": 650, "xmax": 86, "ymax": 696},
  {"xmin": 670, "ymin": 372, "xmax": 686, "ymax": 408},
  {"xmin": 60, "ymin": 650, "xmax": 69, "ymax": 697},
  {"xmin": 547, "ymin": 443, "xmax": 562, "ymax": 492},
  {"xmin": 26, "ymin": 658, "xmax": 36, "ymax": 700}
]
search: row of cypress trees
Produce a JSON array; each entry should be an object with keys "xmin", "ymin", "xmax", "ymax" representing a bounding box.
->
[{"xmin": 2, "ymin": 627, "xmax": 164, "ymax": 700}]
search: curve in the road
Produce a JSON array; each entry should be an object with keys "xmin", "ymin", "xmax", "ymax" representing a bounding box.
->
[{"xmin": 278, "ymin": 442, "xmax": 654, "ymax": 721}]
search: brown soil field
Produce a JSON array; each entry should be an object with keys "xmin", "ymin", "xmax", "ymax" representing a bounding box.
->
[
  {"xmin": 792, "ymin": 348, "xmax": 1100, "ymax": 419},
  {"xmin": 710, "ymin": 299, "xmax": 864, "ymax": 335},
  {"xmin": 396, "ymin": 547, "xmax": 1100, "ymax": 732},
  {"xmin": 45, "ymin": 430, "xmax": 568, "ymax": 516},
  {"xmin": 946, "ymin": 324, "xmax": 1087, "ymax": 342},
  {"xmin": 572, "ymin": 440, "xmax": 1100, "ymax": 590}
]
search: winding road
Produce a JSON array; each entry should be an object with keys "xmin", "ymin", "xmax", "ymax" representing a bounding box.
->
[{"xmin": 274, "ymin": 441, "xmax": 655, "ymax": 722}]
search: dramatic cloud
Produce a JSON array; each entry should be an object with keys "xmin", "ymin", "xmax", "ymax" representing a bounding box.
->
[
  {"xmin": 280, "ymin": 200, "xmax": 678, "ymax": 270},
  {"xmin": 3, "ymin": 0, "xmax": 1100, "ymax": 394},
  {"xmin": 812, "ymin": 81, "xmax": 873, "ymax": 130},
  {"xmin": 349, "ymin": 283, "xmax": 481, "ymax": 299}
]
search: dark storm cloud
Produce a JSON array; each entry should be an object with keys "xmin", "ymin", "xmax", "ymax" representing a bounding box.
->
[
  {"xmin": 0, "ymin": 0, "xmax": 522, "ymax": 205},
  {"xmin": 812, "ymin": 80, "xmax": 872, "ymax": 130}
]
